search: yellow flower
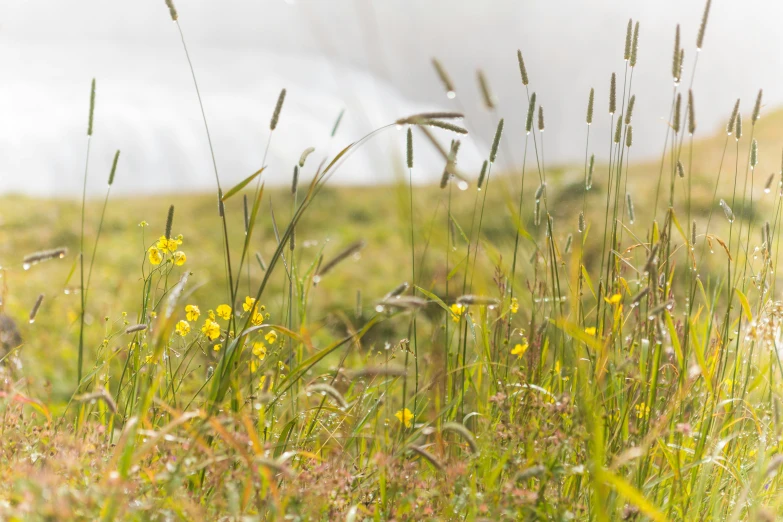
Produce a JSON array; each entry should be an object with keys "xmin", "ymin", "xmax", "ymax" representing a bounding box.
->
[
  {"xmin": 213, "ymin": 343, "xmax": 222, "ymax": 352},
  {"xmin": 173, "ymin": 251, "xmax": 186, "ymax": 266},
  {"xmin": 265, "ymin": 330, "xmax": 278, "ymax": 345},
  {"xmin": 258, "ymin": 375, "xmax": 273, "ymax": 391},
  {"xmin": 148, "ymin": 247, "xmax": 163, "ymax": 265},
  {"xmin": 450, "ymin": 303, "xmax": 466, "ymax": 322},
  {"xmin": 554, "ymin": 360, "xmax": 561, "ymax": 375},
  {"xmin": 604, "ymin": 293, "xmax": 622, "ymax": 305},
  {"xmin": 166, "ymin": 238, "xmax": 178, "ymax": 252},
  {"xmin": 175, "ymin": 320, "xmax": 190, "ymax": 336},
  {"xmin": 138, "ymin": 221, "xmax": 148, "ymax": 227},
  {"xmin": 185, "ymin": 305, "xmax": 200, "ymax": 322},
  {"xmin": 243, "ymin": 296, "xmax": 256, "ymax": 312},
  {"xmin": 635, "ymin": 402, "xmax": 650, "ymax": 419},
  {"xmin": 394, "ymin": 408, "xmax": 413, "ymax": 428},
  {"xmin": 156, "ymin": 236, "xmax": 169, "ymax": 250},
  {"xmin": 208, "ymin": 310, "xmax": 215, "ymax": 321},
  {"xmin": 216, "ymin": 304, "xmax": 232, "ymax": 320},
  {"xmin": 511, "ymin": 343, "xmax": 528, "ymax": 359},
  {"xmin": 201, "ymin": 319, "xmax": 220, "ymax": 341},
  {"xmin": 252, "ymin": 342, "xmax": 267, "ymax": 359},
  {"xmin": 251, "ymin": 311, "xmax": 264, "ymax": 326},
  {"xmin": 510, "ymin": 297, "xmax": 519, "ymax": 314},
  {"xmin": 585, "ymin": 326, "xmax": 597, "ymax": 336},
  {"xmin": 250, "ymin": 359, "xmax": 258, "ymax": 373}
]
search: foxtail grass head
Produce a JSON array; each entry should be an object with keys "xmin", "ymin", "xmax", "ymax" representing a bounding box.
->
[
  {"xmin": 727, "ymin": 99, "xmax": 740, "ymax": 135},
  {"xmin": 624, "ymin": 19, "xmax": 633, "ymax": 61},
  {"xmin": 517, "ymin": 50, "xmax": 529, "ymax": 86},
  {"xmin": 477, "ymin": 70, "xmax": 495, "ymax": 110},
  {"xmin": 586, "ymin": 87, "xmax": 595, "ymax": 125},
  {"xmin": 687, "ymin": 90, "xmax": 696, "ymax": 135},
  {"xmin": 165, "ymin": 205, "xmax": 175, "ymax": 239},
  {"xmin": 299, "ymin": 147, "xmax": 315, "ymax": 168},
  {"xmin": 751, "ymin": 139, "xmax": 758, "ymax": 169},
  {"xmin": 88, "ymin": 79, "xmax": 96, "ymax": 137},
  {"xmin": 614, "ymin": 115, "xmax": 623, "ymax": 143},
  {"xmin": 735, "ymin": 112, "xmax": 742, "ymax": 140},
  {"xmin": 696, "ymin": 0, "xmax": 712, "ymax": 50},
  {"xmin": 673, "ymin": 93, "xmax": 682, "ymax": 133},
  {"xmin": 625, "ymin": 125, "xmax": 633, "ymax": 148},
  {"xmin": 625, "ymin": 95, "xmax": 636, "ymax": 125},
  {"xmin": 477, "ymin": 160, "xmax": 488, "ymax": 189},
  {"xmin": 526, "ymin": 93, "xmax": 536, "ymax": 133},
  {"xmin": 672, "ymin": 24, "xmax": 681, "ymax": 82},
  {"xmin": 270, "ymin": 88, "xmax": 286, "ymax": 130},
  {"xmin": 165, "ymin": 0, "xmax": 178, "ymax": 21},
  {"xmin": 537, "ymin": 106, "xmax": 545, "ymax": 132},
  {"xmin": 108, "ymin": 150, "xmax": 120, "ymax": 186},
  {"xmin": 586, "ymin": 154, "xmax": 595, "ymax": 190},
  {"xmin": 578, "ymin": 211, "xmax": 585, "ymax": 233},
  {"xmin": 406, "ymin": 128, "xmax": 413, "ymax": 169},
  {"xmin": 752, "ymin": 89, "xmax": 763, "ymax": 125},
  {"xmin": 490, "ymin": 119, "xmax": 504, "ymax": 163},
  {"xmin": 609, "ymin": 73, "xmax": 617, "ymax": 114},
  {"xmin": 630, "ymin": 22, "xmax": 640, "ymax": 67},
  {"xmin": 626, "ymin": 193, "xmax": 635, "ymax": 224},
  {"xmin": 432, "ymin": 58, "xmax": 456, "ymax": 98}
]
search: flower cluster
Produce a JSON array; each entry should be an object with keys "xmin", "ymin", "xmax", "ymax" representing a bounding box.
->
[{"xmin": 148, "ymin": 234, "xmax": 186, "ymax": 266}]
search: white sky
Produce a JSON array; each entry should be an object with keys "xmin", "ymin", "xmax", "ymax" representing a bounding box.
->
[{"xmin": 0, "ymin": 0, "xmax": 781, "ymax": 195}]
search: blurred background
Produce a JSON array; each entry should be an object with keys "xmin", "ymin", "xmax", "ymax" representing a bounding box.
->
[{"xmin": 1, "ymin": 0, "xmax": 781, "ymax": 195}]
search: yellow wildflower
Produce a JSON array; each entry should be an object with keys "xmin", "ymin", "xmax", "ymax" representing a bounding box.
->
[
  {"xmin": 394, "ymin": 408, "xmax": 414, "ymax": 428},
  {"xmin": 635, "ymin": 402, "xmax": 650, "ymax": 419},
  {"xmin": 216, "ymin": 304, "xmax": 232, "ymax": 320},
  {"xmin": 554, "ymin": 360, "xmax": 561, "ymax": 375},
  {"xmin": 450, "ymin": 303, "xmax": 466, "ymax": 322},
  {"xmin": 148, "ymin": 247, "xmax": 163, "ymax": 265},
  {"xmin": 243, "ymin": 296, "xmax": 256, "ymax": 312},
  {"xmin": 511, "ymin": 343, "xmax": 528, "ymax": 359},
  {"xmin": 585, "ymin": 326, "xmax": 597, "ymax": 336},
  {"xmin": 172, "ymin": 251, "xmax": 186, "ymax": 266},
  {"xmin": 138, "ymin": 221, "xmax": 148, "ymax": 227},
  {"xmin": 604, "ymin": 293, "xmax": 622, "ymax": 305},
  {"xmin": 213, "ymin": 343, "xmax": 222, "ymax": 352},
  {"xmin": 201, "ymin": 319, "xmax": 220, "ymax": 341},
  {"xmin": 510, "ymin": 297, "xmax": 519, "ymax": 314},
  {"xmin": 156, "ymin": 236, "xmax": 168, "ymax": 250},
  {"xmin": 185, "ymin": 304, "xmax": 200, "ymax": 322},
  {"xmin": 250, "ymin": 359, "xmax": 258, "ymax": 373},
  {"xmin": 252, "ymin": 342, "xmax": 267, "ymax": 359},
  {"xmin": 251, "ymin": 311, "xmax": 264, "ymax": 326},
  {"xmin": 258, "ymin": 375, "xmax": 272, "ymax": 391},
  {"xmin": 265, "ymin": 330, "xmax": 278, "ymax": 345},
  {"xmin": 175, "ymin": 320, "xmax": 190, "ymax": 336}
]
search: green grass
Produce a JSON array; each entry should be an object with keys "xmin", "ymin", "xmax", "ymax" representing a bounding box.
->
[{"xmin": 4, "ymin": 2, "xmax": 783, "ymax": 519}]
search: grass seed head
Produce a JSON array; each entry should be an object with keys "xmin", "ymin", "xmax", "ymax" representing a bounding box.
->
[
  {"xmin": 517, "ymin": 50, "xmax": 529, "ymax": 86},
  {"xmin": 165, "ymin": 0, "xmax": 178, "ymax": 21},
  {"xmin": 87, "ymin": 79, "xmax": 96, "ymax": 137},
  {"xmin": 270, "ymin": 88, "xmax": 286, "ymax": 130},
  {"xmin": 752, "ymin": 89, "xmax": 763, "ymax": 125},
  {"xmin": 526, "ymin": 93, "xmax": 537, "ymax": 133},
  {"xmin": 727, "ymin": 99, "xmax": 740, "ymax": 135},
  {"xmin": 697, "ymin": 0, "xmax": 712, "ymax": 50},
  {"xmin": 586, "ymin": 87, "xmax": 595, "ymax": 125},
  {"xmin": 490, "ymin": 119, "xmax": 504, "ymax": 163},
  {"xmin": 108, "ymin": 150, "xmax": 120, "ymax": 186},
  {"xmin": 624, "ymin": 19, "xmax": 633, "ymax": 61},
  {"xmin": 477, "ymin": 70, "xmax": 495, "ymax": 110},
  {"xmin": 609, "ymin": 73, "xmax": 617, "ymax": 114},
  {"xmin": 432, "ymin": 58, "xmax": 456, "ymax": 97},
  {"xmin": 687, "ymin": 89, "xmax": 696, "ymax": 134}
]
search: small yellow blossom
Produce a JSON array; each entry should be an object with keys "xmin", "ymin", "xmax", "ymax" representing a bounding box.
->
[
  {"xmin": 585, "ymin": 326, "xmax": 597, "ymax": 336},
  {"xmin": 250, "ymin": 359, "xmax": 258, "ymax": 373},
  {"xmin": 511, "ymin": 343, "xmax": 528, "ymax": 359},
  {"xmin": 635, "ymin": 402, "xmax": 650, "ymax": 419},
  {"xmin": 175, "ymin": 320, "xmax": 190, "ymax": 336},
  {"xmin": 395, "ymin": 408, "xmax": 414, "ymax": 428},
  {"xmin": 173, "ymin": 251, "xmax": 186, "ymax": 266},
  {"xmin": 258, "ymin": 375, "xmax": 272, "ymax": 391},
  {"xmin": 213, "ymin": 343, "xmax": 222, "ymax": 352},
  {"xmin": 450, "ymin": 303, "xmax": 466, "ymax": 322},
  {"xmin": 156, "ymin": 236, "xmax": 168, "ymax": 250},
  {"xmin": 148, "ymin": 247, "xmax": 163, "ymax": 265},
  {"xmin": 216, "ymin": 304, "xmax": 232, "ymax": 320},
  {"xmin": 510, "ymin": 297, "xmax": 519, "ymax": 314},
  {"xmin": 185, "ymin": 304, "xmax": 200, "ymax": 322},
  {"xmin": 202, "ymin": 319, "xmax": 221, "ymax": 341},
  {"xmin": 554, "ymin": 360, "xmax": 561, "ymax": 375},
  {"xmin": 166, "ymin": 238, "xmax": 178, "ymax": 252},
  {"xmin": 139, "ymin": 221, "xmax": 148, "ymax": 227},
  {"xmin": 252, "ymin": 311, "xmax": 264, "ymax": 326},
  {"xmin": 252, "ymin": 342, "xmax": 267, "ymax": 359},
  {"xmin": 604, "ymin": 293, "xmax": 622, "ymax": 305},
  {"xmin": 208, "ymin": 310, "xmax": 216, "ymax": 321},
  {"xmin": 265, "ymin": 330, "xmax": 278, "ymax": 345},
  {"xmin": 243, "ymin": 296, "xmax": 256, "ymax": 312}
]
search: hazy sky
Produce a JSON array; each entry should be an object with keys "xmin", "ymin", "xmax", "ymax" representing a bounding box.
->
[{"xmin": 1, "ymin": 0, "xmax": 781, "ymax": 195}]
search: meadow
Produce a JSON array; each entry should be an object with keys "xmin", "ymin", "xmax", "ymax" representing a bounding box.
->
[{"xmin": 2, "ymin": 0, "xmax": 783, "ymax": 519}]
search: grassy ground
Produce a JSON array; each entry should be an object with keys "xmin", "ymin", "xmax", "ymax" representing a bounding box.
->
[{"xmin": 4, "ymin": 2, "xmax": 783, "ymax": 520}]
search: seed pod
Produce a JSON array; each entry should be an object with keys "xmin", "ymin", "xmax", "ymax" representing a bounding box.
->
[
  {"xmin": 270, "ymin": 88, "xmax": 286, "ymax": 131},
  {"xmin": 586, "ymin": 88, "xmax": 594, "ymax": 125},
  {"xmin": 677, "ymin": 160, "xmax": 685, "ymax": 178},
  {"xmin": 586, "ymin": 154, "xmax": 595, "ymax": 190},
  {"xmin": 696, "ymin": 0, "xmax": 712, "ymax": 50},
  {"xmin": 609, "ymin": 73, "xmax": 617, "ymax": 114},
  {"xmin": 490, "ymin": 118, "xmax": 504, "ymax": 163},
  {"xmin": 108, "ymin": 150, "xmax": 120, "ymax": 186},
  {"xmin": 630, "ymin": 22, "xmax": 640, "ymax": 67},
  {"xmin": 752, "ymin": 89, "xmax": 763, "ymax": 125},
  {"xmin": 625, "ymin": 95, "xmax": 636, "ymax": 125},
  {"xmin": 406, "ymin": 128, "xmax": 413, "ymax": 169},
  {"xmin": 525, "ymin": 93, "xmax": 537, "ymax": 133},
  {"xmin": 624, "ymin": 19, "xmax": 633, "ymax": 61},
  {"xmin": 727, "ymin": 99, "xmax": 740, "ymax": 135},
  {"xmin": 625, "ymin": 125, "xmax": 633, "ymax": 148},
  {"xmin": 673, "ymin": 93, "xmax": 682, "ymax": 133},
  {"xmin": 578, "ymin": 211, "xmax": 585, "ymax": 233},
  {"xmin": 517, "ymin": 50, "xmax": 529, "ymax": 86},
  {"xmin": 672, "ymin": 24, "xmax": 681, "ymax": 81},
  {"xmin": 477, "ymin": 160, "xmax": 488, "ymax": 189},
  {"xmin": 626, "ymin": 193, "xmax": 635, "ymax": 224}
]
